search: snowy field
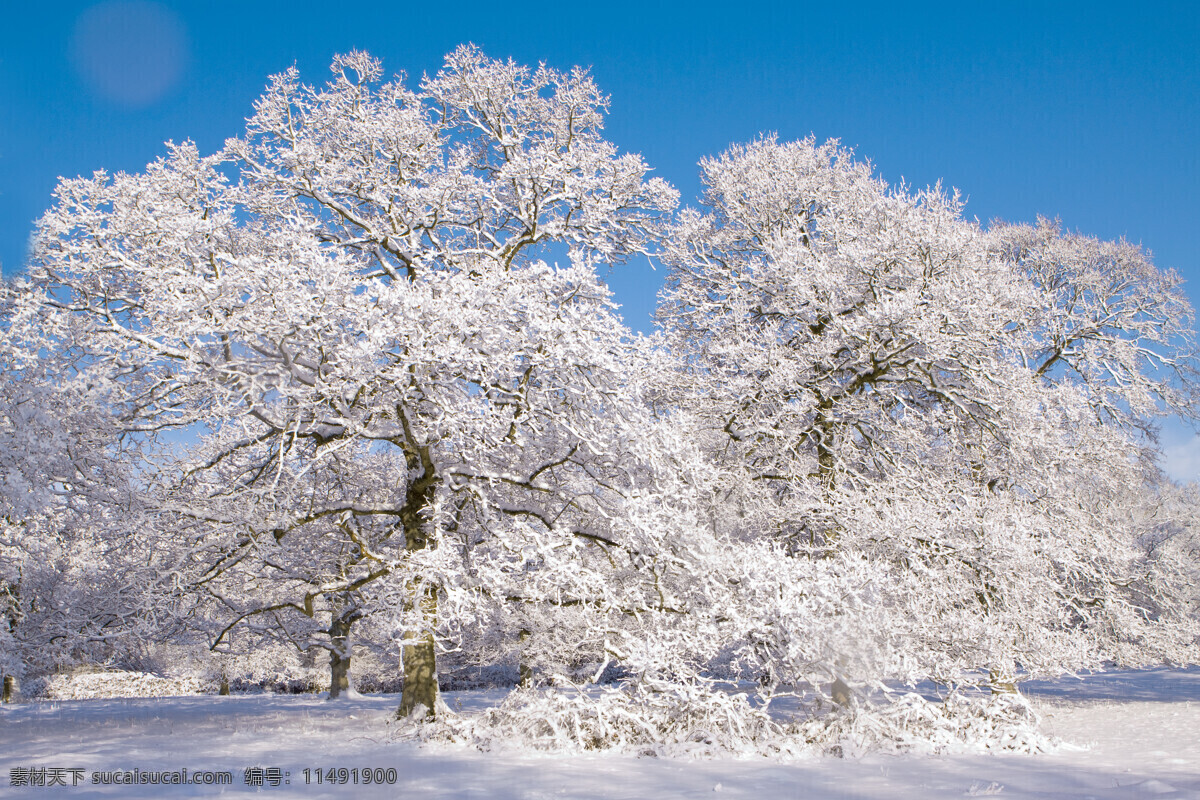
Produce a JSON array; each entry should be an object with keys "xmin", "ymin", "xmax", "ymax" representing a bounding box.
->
[{"xmin": 2, "ymin": 667, "xmax": 1198, "ymax": 800}]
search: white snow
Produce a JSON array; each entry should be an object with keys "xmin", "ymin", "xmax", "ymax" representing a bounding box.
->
[{"xmin": 2, "ymin": 666, "xmax": 1198, "ymax": 799}]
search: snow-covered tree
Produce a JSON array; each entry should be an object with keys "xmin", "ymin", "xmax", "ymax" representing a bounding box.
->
[
  {"xmin": 0, "ymin": 294, "xmax": 197, "ymax": 688},
  {"xmin": 653, "ymin": 135, "xmax": 1200, "ymax": 707},
  {"xmin": 1131, "ymin": 479, "xmax": 1200, "ymax": 630},
  {"xmin": 24, "ymin": 47, "xmax": 677, "ymax": 715},
  {"xmin": 991, "ymin": 217, "xmax": 1199, "ymax": 442}
]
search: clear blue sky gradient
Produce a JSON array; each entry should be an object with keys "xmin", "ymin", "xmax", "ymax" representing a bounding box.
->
[{"xmin": 2, "ymin": 1, "xmax": 1198, "ymax": 477}]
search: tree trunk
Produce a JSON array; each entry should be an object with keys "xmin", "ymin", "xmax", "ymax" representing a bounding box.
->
[
  {"xmin": 1, "ymin": 674, "xmax": 13, "ymax": 703},
  {"xmin": 396, "ymin": 447, "xmax": 440, "ymax": 720},
  {"xmin": 518, "ymin": 627, "xmax": 533, "ymax": 687},
  {"xmin": 811, "ymin": 398, "xmax": 840, "ymax": 555},
  {"xmin": 815, "ymin": 401, "xmax": 836, "ymax": 495},
  {"xmin": 398, "ymin": 581, "xmax": 438, "ymax": 718},
  {"xmin": 830, "ymin": 676, "xmax": 852, "ymax": 706},
  {"xmin": 328, "ymin": 611, "xmax": 354, "ymax": 700},
  {"xmin": 988, "ymin": 669, "xmax": 1017, "ymax": 694}
]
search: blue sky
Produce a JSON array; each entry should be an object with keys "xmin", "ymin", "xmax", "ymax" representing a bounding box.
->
[{"xmin": 2, "ymin": 1, "xmax": 1198, "ymax": 478}]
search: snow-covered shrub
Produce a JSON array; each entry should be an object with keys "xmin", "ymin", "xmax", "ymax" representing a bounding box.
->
[
  {"xmin": 27, "ymin": 670, "xmax": 215, "ymax": 700},
  {"xmin": 414, "ymin": 680, "xmax": 798, "ymax": 758},
  {"xmin": 797, "ymin": 691, "xmax": 1056, "ymax": 757},
  {"xmin": 409, "ymin": 679, "xmax": 1055, "ymax": 758}
]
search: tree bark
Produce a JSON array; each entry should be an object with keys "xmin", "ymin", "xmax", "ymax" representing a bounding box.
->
[
  {"xmin": 328, "ymin": 611, "xmax": 354, "ymax": 700},
  {"xmin": 988, "ymin": 669, "xmax": 1017, "ymax": 694},
  {"xmin": 1, "ymin": 674, "xmax": 13, "ymax": 704},
  {"xmin": 398, "ymin": 581, "xmax": 438, "ymax": 718},
  {"xmin": 396, "ymin": 439, "xmax": 440, "ymax": 719},
  {"xmin": 815, "ymin": 399, "xmax": 836, "ymax": 495},
  {"xmin": 811, "ymin": 397, "xmax": 840, "ymax": 555},
  {"xmin": 518, "ymin": 627, "xmax": 533, "ymax": 687},
  {"xmin": 830, "ymin": 676, "xmax": 852, "ymax": 706}
]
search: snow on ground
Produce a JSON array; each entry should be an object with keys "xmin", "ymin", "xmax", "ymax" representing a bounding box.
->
[{"xmin": 1, "ymin": 667, "xmax": 1198, "ymax": 799}]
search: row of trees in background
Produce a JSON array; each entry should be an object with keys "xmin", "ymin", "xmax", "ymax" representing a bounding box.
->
[{"xmin": 2, "ymin": 47, "xmax": 1198, "ymax": 751}]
